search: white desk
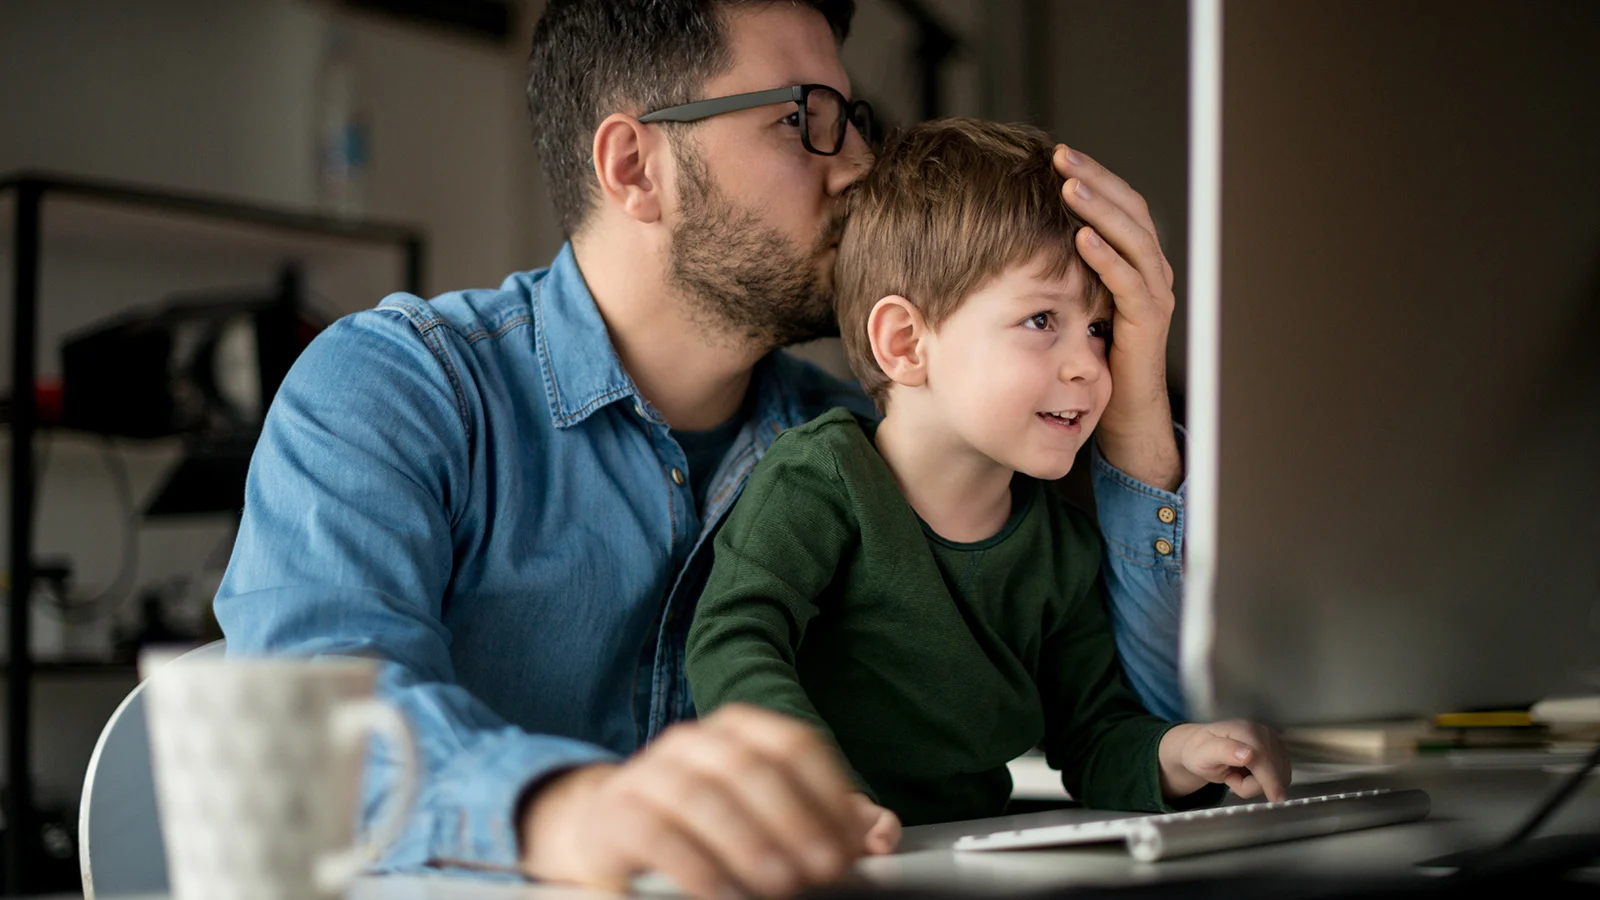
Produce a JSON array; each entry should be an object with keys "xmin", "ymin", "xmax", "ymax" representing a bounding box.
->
[{"xmin": 128, "ymin": 758, "xmax": 1600, "ymax": 899}]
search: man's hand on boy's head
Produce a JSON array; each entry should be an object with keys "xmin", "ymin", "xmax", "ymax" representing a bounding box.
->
[
  {"xmin": 1156, "ymin": 720, "xmax": 1292, "ymax": 804},
  {"xmin": 1053, "ymin": 145, "xmax": 1184, "ymax": 492}
]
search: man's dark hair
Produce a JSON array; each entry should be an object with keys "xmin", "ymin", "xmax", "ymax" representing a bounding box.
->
[{"xmin": 527, "ymin": 0, "xmax": 854, "ymax": 238}]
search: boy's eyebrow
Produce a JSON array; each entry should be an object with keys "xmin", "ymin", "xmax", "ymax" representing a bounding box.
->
[{"xmin": 1012, "ymin": 289, "xmax": 1109, "ymax": 315}]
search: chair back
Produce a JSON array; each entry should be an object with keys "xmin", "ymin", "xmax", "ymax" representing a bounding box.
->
[{"xmin": 78, "ymin": 640, "xmax": 226, "ymax": 900}]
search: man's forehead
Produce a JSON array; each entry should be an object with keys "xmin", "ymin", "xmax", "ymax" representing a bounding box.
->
[{"xmin": 706, "ymin": 3, "xmax": 852, "ymax": 99}]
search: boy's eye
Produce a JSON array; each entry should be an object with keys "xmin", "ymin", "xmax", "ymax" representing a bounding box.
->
[
  {"xmin": 1088, "ymin": 319, "xmax": 1113, "ymax": 342},
  {"xmin": 780, "ymin": 109, "xmax": 802, "ymax": 128},
  {"xmin": 1023, "ymin": 312, "xmax": 1053, "ymax": 331}
]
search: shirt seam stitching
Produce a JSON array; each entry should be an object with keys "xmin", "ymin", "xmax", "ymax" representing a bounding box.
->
[
  {"xmin": 380, "ymin": 304, "xmax": 474, "ymax": 443},
  {"xmin": 461, "ymin": 315, "xmax": 532, "ymax": 346}
]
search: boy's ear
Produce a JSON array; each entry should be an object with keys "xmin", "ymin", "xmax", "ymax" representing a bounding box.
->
[
  {"xmin": 592, "ymin": 113, "xmax": 663, "ymax": 224},
  {"xmin": 867, "ymin": 296, "xmax": 929, "ymax": 390}
]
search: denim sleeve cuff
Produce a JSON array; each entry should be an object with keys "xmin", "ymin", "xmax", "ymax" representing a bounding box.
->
[
  {"xmin": 1090, "ymin": 422, "xmax": 1187, "ymax": 571},
  {"xmin": 374, "ymin": 732, "xmax": 622, "ymax": 877}
]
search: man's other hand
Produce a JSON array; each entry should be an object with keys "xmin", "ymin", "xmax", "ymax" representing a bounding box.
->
[
  {"xmin": 849, "ymin": 792, "xmax": 902, "ymax": 856},
  {"xmin": 519, "ymin": 704, "xmax": 878, "ymax": 898},
  {"xmin": 1054, "ymin": 144, "xmax": 1183, "ymax": 492}
]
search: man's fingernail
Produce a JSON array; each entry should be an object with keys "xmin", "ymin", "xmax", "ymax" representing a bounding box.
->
[
  {"xmin": 1084, "ymin": 228, "xmax": 1103, "ymax": 247},
  {"xmin": 1071, "ymin": 178, "xmax": 1092, "ymax": 200},
  {"xmin": 1066, "ymin": 147, "xmax": 1084, "ymax": 165},
  {"xmin": 1234, "ymin": 747, "xmax": 1252, "ymax": 762}
]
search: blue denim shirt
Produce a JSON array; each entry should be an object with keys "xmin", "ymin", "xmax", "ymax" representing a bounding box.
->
[{"xmin": 214, "ymin": 243, "xmax": 1187, "ymax": 875}]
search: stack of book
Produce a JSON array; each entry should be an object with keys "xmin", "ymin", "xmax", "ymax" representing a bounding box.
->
[{"xmin": 1282, "ymin": 699, "xmax": 1600, "ymax": 762}]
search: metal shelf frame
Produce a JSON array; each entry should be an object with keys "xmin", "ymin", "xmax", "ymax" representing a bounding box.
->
[{"xmin": 0, "ymin": 170, "xmax": 425, "ymax": 893}]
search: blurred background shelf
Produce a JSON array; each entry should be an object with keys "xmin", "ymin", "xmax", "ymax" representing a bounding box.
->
[{"xmin": 2, "ymin": 170, "xmax": 427, "ymax": 894}]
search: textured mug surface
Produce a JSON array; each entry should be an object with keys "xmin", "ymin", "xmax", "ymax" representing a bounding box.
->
[{"xmin": 143, "ymin": 656, "xmax": 413, "ymax": 900}]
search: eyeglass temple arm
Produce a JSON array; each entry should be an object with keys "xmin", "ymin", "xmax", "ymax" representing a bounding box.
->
[{"xmin": 638, "ymin": 87, "xmax": 801, "ymax": 123}]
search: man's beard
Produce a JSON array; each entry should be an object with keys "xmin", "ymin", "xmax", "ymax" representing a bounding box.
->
[{"xmin": 668, "ymin": 147, "xmax": 844, "ymax": 352}]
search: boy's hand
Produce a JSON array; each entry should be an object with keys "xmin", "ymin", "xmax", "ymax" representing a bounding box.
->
[
  {"xmin": 849, "ymin": 793, "xmax": 902, "ymax": 855},
  {"xmin": 1053, "ymin": 144, "xmax": 1183, "ymax": 492},
  {"xmin": 1157, "ymin": 720, "xmax": 1291, "ymax": 803}
]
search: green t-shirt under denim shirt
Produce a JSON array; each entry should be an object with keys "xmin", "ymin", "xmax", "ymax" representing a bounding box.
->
[{"xmin": 686, "ymin": 407, "xmax": 1209, "ymax": 826}]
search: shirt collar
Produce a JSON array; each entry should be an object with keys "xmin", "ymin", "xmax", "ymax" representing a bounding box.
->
[
  {"xmin": 533, "ymin": 243, "xmax": 637, "ymax": 428},
  {"xmin": 533, "ymin": 242, "xmax": 820, "ymax": 437}
]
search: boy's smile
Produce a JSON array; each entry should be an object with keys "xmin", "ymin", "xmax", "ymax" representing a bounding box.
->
[{"xmin": 1039, "ymin": 408, "xmax": 1089, "ymax": 432}]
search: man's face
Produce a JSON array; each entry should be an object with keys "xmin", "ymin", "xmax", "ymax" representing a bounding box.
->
[{"xmin": 665, "ymin": 4, "xmax": 871, "ymax": 351}]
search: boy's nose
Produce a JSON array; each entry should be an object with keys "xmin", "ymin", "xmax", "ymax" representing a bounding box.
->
[{"xmin": 1057, "ymin": 340, "xmax": 1105, "ymax": 383}]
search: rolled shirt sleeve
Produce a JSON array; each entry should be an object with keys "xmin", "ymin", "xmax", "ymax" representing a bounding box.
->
[{"xmin": 1089, "ymin": 424, "xmax": 1188, "ymax": 720}]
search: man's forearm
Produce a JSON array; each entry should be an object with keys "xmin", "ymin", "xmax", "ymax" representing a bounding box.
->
[{"xmin": 1096, "ymin": 420, "xmax": 1183, "ymax": 492}]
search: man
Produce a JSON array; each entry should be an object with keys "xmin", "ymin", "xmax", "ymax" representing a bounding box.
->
[{"xmin": 215, "ymin": 0, "xmax": 1192, "ymax": 897}]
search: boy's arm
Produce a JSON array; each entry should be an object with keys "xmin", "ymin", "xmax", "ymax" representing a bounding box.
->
[
  {"xmin": 686, "ymin": 443, "xmax": 856, "ymax": 769},
  {"xmin": 1038, "ymin": 570, "xmax": 1223, "ymax": 813},
  {"xmin": 1090, "ymin": 424, "xmax": 1188, "ymax": 719},
  {"xmin": 1039, "ymin": 568, "xmax": 1288, "ymax": 810}
]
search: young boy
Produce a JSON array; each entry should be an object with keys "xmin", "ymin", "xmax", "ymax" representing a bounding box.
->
[{"xmin": 685, "ymin": 120, "xmax": 1288, "ymax": 833}]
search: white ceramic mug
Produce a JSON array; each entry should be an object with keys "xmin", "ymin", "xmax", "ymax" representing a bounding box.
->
[{"xmin": 142, "ymin": 653, "xmax": 418, "ymax": 900}]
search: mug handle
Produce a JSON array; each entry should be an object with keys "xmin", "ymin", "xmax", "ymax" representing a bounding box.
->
[{"xmin": 314, "ymin": 697, "xmax": 419, "ymax": 894}]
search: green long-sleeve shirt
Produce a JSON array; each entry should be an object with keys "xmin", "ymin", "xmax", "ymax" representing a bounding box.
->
[{"xmin": 686, "ymin": 407, "xmax": 1187, "ymax": 826}]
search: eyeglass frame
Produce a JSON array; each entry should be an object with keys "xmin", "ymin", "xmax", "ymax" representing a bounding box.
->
[{"xmin": 637, "ymin": 84, "xmax": 873, "ymax": 157}]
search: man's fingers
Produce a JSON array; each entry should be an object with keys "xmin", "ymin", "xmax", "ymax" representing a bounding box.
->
[
  {"xmin": 1064, "ymin": 178, "xmax": 1171, "ymax": 298},
  {"xmin": 1075, "ymin": 226, "xmax": 1151, "ymax": 309},
  {"xmin": 615, "ymin": 816, "xmax": 739, "ymax": 900},
  {"xmin": 629, "ymin": 762, "xmax": 802, "ymax": 897},
  {"xmin": 661, "ymin": 725, "xmax": 850, "ymax": 882},
  {"xmin": 865, "ymin": 816, "xmax": 901, "ymax": 855},
  {"xmin": 851, "ymin": 796, "xmax": 902, "ymax": 856},
  {"xmin": 704, "ymin": 706, "xmax": 860, "ymax": 841},
  {"xmin": 1053, "ymin": 144, "xmax": 1155, "ymax": 236}
]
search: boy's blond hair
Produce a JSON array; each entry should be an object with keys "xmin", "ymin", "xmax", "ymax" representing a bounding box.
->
[{"xmin": 835, "ymin": 118, "xmax": 1106, "ymax": 411}]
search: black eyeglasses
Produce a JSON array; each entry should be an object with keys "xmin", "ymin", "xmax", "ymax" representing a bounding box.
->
[{"xmin": 639, "ymin": 84, "xmax": 874, "ymax": 157}]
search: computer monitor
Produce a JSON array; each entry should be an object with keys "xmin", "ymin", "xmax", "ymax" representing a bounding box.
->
[{"xmin": 1181, "ymin": 0, "xmax": 1600, "ymax": 724}]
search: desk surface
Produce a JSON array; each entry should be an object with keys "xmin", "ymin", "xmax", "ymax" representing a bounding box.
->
[{"xmin": 132, "ymin": 757, "xmax": 1600, "ymax": 899}]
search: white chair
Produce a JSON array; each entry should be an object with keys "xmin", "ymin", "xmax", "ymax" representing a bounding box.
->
[{"xmin": 78, "ymin": 640, "xmax": 226, "ymax": 900}]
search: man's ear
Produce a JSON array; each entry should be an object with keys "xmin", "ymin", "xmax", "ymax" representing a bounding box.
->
[
  {"xmin": 592, "ymin": 113, "xmax": 663, "ymax": 224},
  {"xmin": 867, "ymin": 296, "xmax": 929, "ymax": 389}
]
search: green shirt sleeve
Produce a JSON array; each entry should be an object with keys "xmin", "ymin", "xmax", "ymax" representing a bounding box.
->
[
  {"xmin": 1037, "ymin": 573, "xmax": 1176, "ymax": 812},
  {"xmin": 685, "ymin": 433, "xmax": 859, "ymax": 775},
  {"xmin": 1036, "ymin": 509, "xmax": 1212, "ymax": 813}
]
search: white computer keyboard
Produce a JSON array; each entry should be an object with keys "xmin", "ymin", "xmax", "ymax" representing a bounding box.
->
[{"xmin": 953, "ymin": 788, "xmax": 1432, "ymax": 862}]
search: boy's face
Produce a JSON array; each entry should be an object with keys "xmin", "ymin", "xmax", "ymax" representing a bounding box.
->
[{"xmin": 920, "ymin": 259, "xmax": 1113, "ymax": 480}]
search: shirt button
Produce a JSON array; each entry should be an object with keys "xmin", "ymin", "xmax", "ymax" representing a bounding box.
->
[
  {"xmin": 1157, "ymin": 506, "xmax": 1176, "ymax": 524},
  {"xmin": 1154, "ymin": 538, "xmax": 1174, "ymax": 556},
  {"xmin": 671, "ymin": 467, "xmax": 685, "ymax": 486}
]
